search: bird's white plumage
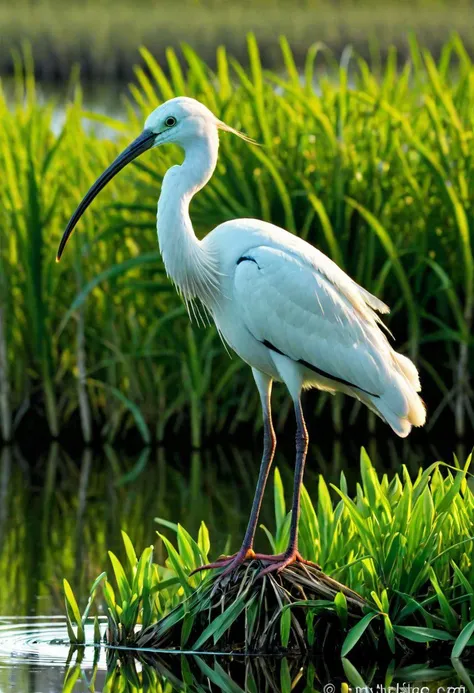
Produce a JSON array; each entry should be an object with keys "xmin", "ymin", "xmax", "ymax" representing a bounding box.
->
[
  {"xmin": 233, "ymin": 244, "xmax": 386, "ymax": 390},
  {"xmin": 198, "ymin": 217, "xmax": 424, "ymax": 436},
  {"xmin": 127, "ymin": 96, "xmax": 426, "ymax": 437},
  {"xmin": 142, "ymin": 97, "xmax": 426, "ymax": 437}
]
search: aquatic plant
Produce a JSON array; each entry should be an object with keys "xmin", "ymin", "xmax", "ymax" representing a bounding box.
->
[
  {"xmin": 64, "ymin": 451, "xmax": 474, "ymax": 658},
  {"xmin": 1, "ymin": 34, "xmax": 473, "ymax": 443}
]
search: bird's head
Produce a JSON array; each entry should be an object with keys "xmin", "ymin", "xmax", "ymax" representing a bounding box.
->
[
  {"xmin": 144, "ymin": 96, "xmax": 253, "ymax": 145},
  {"xmin": 56, "ymin": 96, "xmax": 253, "ymax": 261}
]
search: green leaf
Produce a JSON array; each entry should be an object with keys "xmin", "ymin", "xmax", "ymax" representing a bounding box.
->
[
  {"xmin": 133, "ymin": 546, "xmax": 153, "ymax": 596},
  {"xmin": 150, "ymin": 577, "xmax": 181, "ymax": 593},
  {"xmin": 63, "ymin": 579, "xmax": 84, "ymax": 642},
  {"xmin": 342, "ymin": 612, "xmax": 379, "ymax": 656},
  {"xmin": 81, "ymin": 571, "xmax": 107, "ymax": 623},
  {"xmin": 273, "ymin": 468, "xmax": 286, "ymax": 533},
  {"xmin": 58, "ymin": 252, "xmax": 161, "ymax": 331},
  {"xmin": 121, "ymin": 531, "xmax": 138, "ymax": 574},
  {"xmin": 384, "ymin": 614, "xmax": 396, "ymax": 654},
  {"xmin": 345, "ymin": 196, "xmax": 418, "ymax": 351},
  {"xmin": 194, "ymin": 657, "xmax": 245, "ymax": 693},
  {"xmin": 435, "ymin": 471, "xmax": 465, "ymax": 513},
  {"xmin": 103, "ymin": 581, "xmax": 116, "ymax": 613},
  {"xmin": 193, "ymin": 596, "xmax": 249, "ymax": 650},
  {"xmin": 280, "ymin": 607, "xmax": 292, "ymax": 648},
  {"xmin": 62, "ymin": 665, "xmax": 81, "ymax": 693},
  {"xmin": 90, "ymin": 381, "xmax": 151, "ymax": 444},
  {"xmin": 177, "ymin": 523, "xmax": 204, "ymax": 571},
  {"xmin": 334, "ymin": 591, "xmax": 348, "ymax": 629},
  {"xmin": 452, "ymin": 620, "xmax": 474, "ymax": 658},
  {"xmin": 429, "ymin": 568, "xmax": 458, "ymax": 632},
  {"xmin": 108, "ymin": 552, "xmax": 132, "ymax": 603},
  {"xmin": 93, "ymin": 615, "xmax": 102, "ymax": 644},
  {"xmin": 158, "ymin": 533, "xmax": 192, "ymax": 596},
  {"xmin": 394, "ymin": 625, "xmax": 455, "ymax": 643},
  {"xmin": 341, "ymin": 657, "xmax": 368, "ymax": 689},
  {"xmin": 180, "ymin": 611, "xmax": 196, "ymax": 649},
  {"xmin": 197, "ymin": 522, "xmax": 210, "ymax": 557},
  {"xmin": 64, "ymin": 608, "xmax": 78, "ymax": 645},
  {"xmin": 280, "ymin": 658, "xmax": 292, "ymax": 693},
  {"xmin": 63, "ymin": 579, "xmax": 82, "ymax": 626}
]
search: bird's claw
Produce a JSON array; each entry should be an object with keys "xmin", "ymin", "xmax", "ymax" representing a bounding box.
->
[
  {"xmin": 190, "ymin": 548, "xmax": 320, "ymax": 579},
  {"xmin": 254, "ymin": 550, "xmax": 321, "ymax": 577},
  {"xmin": 190, "ymin": 548, "xmax": 256, "ymax": 578}
]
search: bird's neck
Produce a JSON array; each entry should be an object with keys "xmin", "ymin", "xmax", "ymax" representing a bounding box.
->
[{"xmin": 157, "ymin": 131, "xmax": 219, "ymax": 307}]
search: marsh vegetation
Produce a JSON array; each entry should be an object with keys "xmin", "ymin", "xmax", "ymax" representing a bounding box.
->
[
  {"xmin": 61, "ymin": 453, "xmax": 474, "ymax": 675},
  {"xmin": 1, "ymin": 35, "xmax": 473, "ymax": 446}
]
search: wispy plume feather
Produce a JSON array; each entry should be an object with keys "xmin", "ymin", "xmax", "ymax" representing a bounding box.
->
[{"xmin": 217, "ymin": 120, "xmax": 259, "ymax": 145}]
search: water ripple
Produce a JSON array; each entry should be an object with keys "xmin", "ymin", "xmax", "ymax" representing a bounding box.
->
[{"xmin": 0, "ymin": 616, "xmax": 106, "ymax": 670}]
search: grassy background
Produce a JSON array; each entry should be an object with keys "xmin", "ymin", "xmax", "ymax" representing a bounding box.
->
[
  {"xmin": 1, "ymin": 0, "xmax": 474, "ymax": 79},
  {"xmin": 0, "ymin": 35, "xmax": 473, "ymax": 445}
]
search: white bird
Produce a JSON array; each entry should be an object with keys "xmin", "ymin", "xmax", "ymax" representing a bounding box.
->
[{"xmin": 57, "ymin": 97, "xmax": 426, "ymax": 576}]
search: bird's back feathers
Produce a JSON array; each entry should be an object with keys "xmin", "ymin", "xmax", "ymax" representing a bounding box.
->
[{"xmin": 221, "ymin": 225, "xmax": 426, "ymax": 437}]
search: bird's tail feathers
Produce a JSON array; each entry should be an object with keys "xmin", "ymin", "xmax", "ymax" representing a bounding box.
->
[
  {"xmin": 370, "ymin": 353, "xmax": 426, "ymax": 438},
  {"xmin": 394, "ymin": 352, "xmax": 422, "ymax": 392}
]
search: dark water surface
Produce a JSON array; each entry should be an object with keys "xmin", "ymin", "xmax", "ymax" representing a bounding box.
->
[
  {"xmin": 0, "ymin": 441, "xmax": 473, "ymax": 691},
  {"xmin": 0, "ymin": 615, "xmax": 472, "ymax": 693}
]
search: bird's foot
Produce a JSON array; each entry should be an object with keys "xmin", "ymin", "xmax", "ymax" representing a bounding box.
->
[
  {"xmin": 190, "ymin": 547, "xmax": 257, "ymax": 578},
  {"xmin": 254, "ymin": 549, "xmax": 321, "ymax": 577},
  {"xmin": 190, "ymin": 548, "xmax": 321, "ymax": 580}
]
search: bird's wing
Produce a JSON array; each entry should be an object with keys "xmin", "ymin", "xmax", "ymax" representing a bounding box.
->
[
  {"xmin": 280, "ymin": 231, "xmax": 390, "ymax": 318},
  {"xmin": 233, "ymin": 245, "xmax": 391, "ymax": 396}
]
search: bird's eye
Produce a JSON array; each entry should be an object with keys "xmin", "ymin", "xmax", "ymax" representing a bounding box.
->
[{"xmin": 165, "ymin": 116, "xmax": 176, "ymax": 127}]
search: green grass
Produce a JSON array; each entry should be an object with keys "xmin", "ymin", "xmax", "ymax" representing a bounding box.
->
[
  {"xmin": 1, "ymin": 34, "xmax": 473, "ymax": 444},
  {"xmin": 63, "ymin": 451, "xmax": 474, "ymax": 662}
]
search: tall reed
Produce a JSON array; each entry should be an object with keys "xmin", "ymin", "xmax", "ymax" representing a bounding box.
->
[{"xmin": 1, "ymin": 35, "xmax": 473, "ymax": 443}]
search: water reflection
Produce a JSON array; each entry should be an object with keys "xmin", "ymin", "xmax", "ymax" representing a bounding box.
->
[
  {"xmin": 97, "ymin": 651, "xmax": 474, "ymax": 693},
  {"xmin": 0, "ymin": 616, "xmax": 472, "ymax": 693}
]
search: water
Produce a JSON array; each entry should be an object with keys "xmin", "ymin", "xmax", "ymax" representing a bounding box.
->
[
  {"xmin": 0, "ymin": 618, "xmax": 110, "ymax": 692},
  {"xmin": 0, "ymin": 618, "xmax": 472, "ymax": 693},
  {"xmin": 1, "ymin": 441, "xmax": 473, "ymax": 691}
]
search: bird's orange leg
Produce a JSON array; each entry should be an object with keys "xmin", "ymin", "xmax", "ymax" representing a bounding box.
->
[
  {"xmin": 255, "ymin": 396, "xmax": 317, "ymax": 577},
  {"xmin": 191, "ymin": 394, "xmax": 319, "ymax": 579},
  {"xmin": 190, "ymin": 373, "xmax": 276, "ymax": 579}
]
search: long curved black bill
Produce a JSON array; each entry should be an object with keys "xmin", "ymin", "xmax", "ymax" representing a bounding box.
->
[{"xmin": 56, "ymin": 128, "xmax": 156, "ymax": 261}]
